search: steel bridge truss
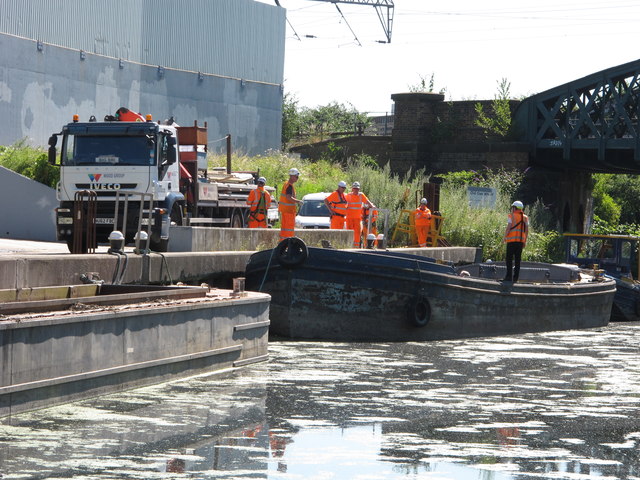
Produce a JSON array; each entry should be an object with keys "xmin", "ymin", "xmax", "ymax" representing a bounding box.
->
[{"xmin": 516, "ymin": 59, "xmax": 640, "ymax": 173}]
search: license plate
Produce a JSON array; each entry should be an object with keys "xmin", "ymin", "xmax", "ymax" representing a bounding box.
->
[{"xmin": 95, "ymin": 218, "xmax": 114, "ymax": 225}]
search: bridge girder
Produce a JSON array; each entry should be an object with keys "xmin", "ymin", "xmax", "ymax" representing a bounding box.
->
[{"xmin": 515, "ymin": 58, "xmax": 640, "ymax": 173}]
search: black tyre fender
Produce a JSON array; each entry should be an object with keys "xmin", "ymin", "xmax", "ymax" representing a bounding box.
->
[
  {"xmin": 276, "ymin": 237, "xmax": 308, "ymax": 268},
  {"xmin": 409, "ymin": 297, "xmax": 431, "ymax": 327}
]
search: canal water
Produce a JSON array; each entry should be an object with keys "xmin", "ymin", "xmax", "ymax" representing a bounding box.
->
[{"xmin": 1, "ymin": 322, "xmax": 639, "ymax": 479}]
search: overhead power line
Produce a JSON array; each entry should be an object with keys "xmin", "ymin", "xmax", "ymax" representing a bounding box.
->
[{"xmin": 276, "ymin": 0, "xmax": 394, "ymax": 43}]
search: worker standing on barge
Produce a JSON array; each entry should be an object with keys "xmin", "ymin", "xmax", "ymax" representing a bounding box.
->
[
  {"xmin": 279, "ymin": 168, "xmax": 303, "ymax": 239},
  {"xmin": 503, "ymin": 200, "xmax": 529, "ymax": 282}
]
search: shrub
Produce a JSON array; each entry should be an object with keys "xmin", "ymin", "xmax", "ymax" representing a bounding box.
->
[{"xmin": 0, "ymin": 141, "xmax": 59, "ymax": 188}]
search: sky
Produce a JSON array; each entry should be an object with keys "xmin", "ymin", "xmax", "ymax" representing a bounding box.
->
[{"xmin": 255, "ymin": 0, "xmax": 640, "ymax": 115}]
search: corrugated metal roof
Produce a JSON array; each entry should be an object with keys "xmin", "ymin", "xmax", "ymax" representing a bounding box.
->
[{"xmin": 0, "ymin": 0, "xmax": 285, "ymax": 84}]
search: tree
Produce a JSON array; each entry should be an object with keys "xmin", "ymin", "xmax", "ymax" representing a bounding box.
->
[
  {"xmin": 282, "ymin": 92, "xmax": 302, "ymax": 148},
  {"xmin": 475, "ymin": 78, "xmax": 512, "ymax": 138},
  {"xmin": 299, "ymin": 102, "xmax": 369, "ymax": 137},
  {"xmin": 593, "ymin": 173, "xmax": 640, "ymax": 225}
]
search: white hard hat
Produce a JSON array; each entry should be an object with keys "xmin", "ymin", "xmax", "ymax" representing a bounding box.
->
[
  {"xmin": 338, "ymin": 181, "xmax": 347, "ymax": 188},
  {"xmin": 289, "ymin": 168, "xmax": 300, "ymax": 176},
  {"xmin": 257, "ymin": 176, "xmax": 266, "ymax": 184},
  {"xmin": 420, "ymin": 198, "xmax": 428, "ymax": 205},
  {"xmin": 352, "ymin": 181, "xmax": 361, "ymax": 188},
  {"xmin": 511, "ymin": 200, "xmax": 524, "ymax": 209}
]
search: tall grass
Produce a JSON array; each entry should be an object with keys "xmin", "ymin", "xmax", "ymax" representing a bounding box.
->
[
  {"xmin": 440, "ymin": 184, "xmax": 510, "ymax": 261},
  {"xmin": 440, "ymin": 183, "xmax": 563, "ymax": 262}
]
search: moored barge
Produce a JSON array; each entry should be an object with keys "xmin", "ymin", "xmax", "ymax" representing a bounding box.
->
[{"xmin": 245, "ymin": 238, "xmax": 615, "ymax": 341}]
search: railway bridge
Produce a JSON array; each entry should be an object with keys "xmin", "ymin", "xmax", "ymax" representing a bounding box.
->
[
  {"xmin": 386, "ymin": 58, "xmax": 640, "ymax": 233},
  {"xmin": 514, "ymin": 58, "xmax": 640, "ymax": 174}
]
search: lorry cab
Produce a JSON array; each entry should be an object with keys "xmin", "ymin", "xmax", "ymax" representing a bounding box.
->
[
  {"xmin": 50, "ymin": 119, "xmax": 184, "ymax": 252},
  {"xmin": 55, "ymin": 121, "xmax": 180, "ymax": 200}
]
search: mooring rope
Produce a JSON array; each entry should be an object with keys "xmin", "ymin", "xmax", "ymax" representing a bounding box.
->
[{"xmin": 258, "ymin": 247, "xmax": 277, "ymax": 292}]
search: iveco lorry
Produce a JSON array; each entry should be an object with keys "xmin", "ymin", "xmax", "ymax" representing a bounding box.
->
[{"xmin": 48, "ymin": 111, "xmax": 277, "ymax": 252}]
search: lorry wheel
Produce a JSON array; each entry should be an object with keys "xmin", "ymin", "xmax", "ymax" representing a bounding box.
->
[
  {"xmin": 230, "ymin": 209, "xmax": 245, "ymax": 228},
  {"xmin": 170, "ymin": 204, "xmax": 183, "ymax": 226}
]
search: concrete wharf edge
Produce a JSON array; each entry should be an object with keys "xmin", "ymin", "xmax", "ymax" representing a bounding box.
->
[
  {"xmin": 0, "ymin": 290, "xmax": 271, "ymax": 418},
  {"xmin": 0, "ymin": 247, "xmax": 479, "ymax": 290}
]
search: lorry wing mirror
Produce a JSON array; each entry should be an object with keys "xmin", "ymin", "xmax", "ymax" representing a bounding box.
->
[{"xmin": 48, "ymin": 135, "xmax": 58, "ymax": 165}]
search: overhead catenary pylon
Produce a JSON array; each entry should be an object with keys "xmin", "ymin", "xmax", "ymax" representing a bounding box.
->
[{"xmin": 275, "ymin": 0, "xmax": 394, "ymax": 44}]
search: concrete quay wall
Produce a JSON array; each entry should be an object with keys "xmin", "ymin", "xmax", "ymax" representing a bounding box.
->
[{"xmin": 0, "ymin": 246, "xmax": 478, "ymax": 291}]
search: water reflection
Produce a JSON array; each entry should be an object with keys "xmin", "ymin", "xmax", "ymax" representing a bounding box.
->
[{"xmin": 1, "ymin": 322, "xmax": 639, "ymax": 479}]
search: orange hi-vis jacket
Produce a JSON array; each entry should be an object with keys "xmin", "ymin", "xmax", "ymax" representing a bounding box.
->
[
  {"xmin": 505, "ymin": 211, "xmax": 529, "ymax": 243},
  {"xmin": 326, "ymin": 190, "xmax": 348, "ymax": 217},
  {"xmin": 278, "ymin": 181, "xmax": 296, "ymax": 214},
  {"xmin": 247, "ymin": 187, "xmax": 271, "ymax": 219},
  {"xmin": 415, "ymin": 206, "xmax": 432, "ymax": 226},
  {"xmin": 346, "ymin": 192, "xmax": 370, "ymax": 219}
]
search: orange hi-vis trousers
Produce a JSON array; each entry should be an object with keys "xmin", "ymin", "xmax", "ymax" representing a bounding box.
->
[
  {"xmin": 280, "ymin": 212, "xmax": 295, "ymax": 239},
  {"xmin": 330, "ymin": 215, "xmax": 345, "ymax": 229},
  {"xmin": 416, "ymin": 224, "xmax": 430, "ymax": 247},
  {"xmin": 248, "ymin": 216, "xmax": 267, "ymax": 228},
  {"xmin": 346, "ymin": 217, "xmax": 362, "ymax": 248}
]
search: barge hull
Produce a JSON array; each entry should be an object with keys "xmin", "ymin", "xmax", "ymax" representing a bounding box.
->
[
  {"xmin": 246, "ymin": 245, "xmax": 615, "ymax": 342},
  {"xmin": 0, "ymin": 291, "xmax": 270, "ymax": 417}
]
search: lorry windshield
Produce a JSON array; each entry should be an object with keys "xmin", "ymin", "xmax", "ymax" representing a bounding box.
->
[{"xmin": 63, "ymin": 135, "xmax": 155, "ymax": 166}]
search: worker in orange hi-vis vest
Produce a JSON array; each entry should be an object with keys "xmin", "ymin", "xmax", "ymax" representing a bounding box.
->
[
  {"xmin": 278, "ymin": 168, "xmax": 303, "ymax": 240},
  {"xmin": 246, "ymin": 176, "xmax": 271, "ymax": 228},
  {"xmin": 414, "ymin": 198, "xmax": 432, "ymax": 247},
  {"xmin": 324, "ymin": 181, "xmax": 348, "ymax": 229},
  {"xmin": 502, "ymin": 200, "xmax": 529, "ymax": 283},
  {"xmin": 345, "ymin": 181, "xmax": 375, "ymax": 248}
]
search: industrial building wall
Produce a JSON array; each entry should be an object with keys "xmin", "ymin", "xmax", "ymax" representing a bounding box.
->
[
  {"xmin": 0, "ymin": 0, "xmax": 284, "ymax": 84},
  {"xmin": 0, "ymin": 0, "xmax": 285, "ymax": 154}
]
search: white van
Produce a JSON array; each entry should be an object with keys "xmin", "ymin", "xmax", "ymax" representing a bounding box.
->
[{"xmin": 295, "ymin": 192, "xmax": 331, "ymax": 229}]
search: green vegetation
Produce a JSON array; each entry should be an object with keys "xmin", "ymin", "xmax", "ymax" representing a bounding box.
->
[
  {"xmin": 211, "ymin": 151, "xmax": 561, "ymax": 261},
  {"xmin": 0, "ymin": 141, "xmax": 59, "ymax": 188},
  {"xmin": 474, "ymin": 78, "xmax": 513, "ymax": 139},
  {"xmin": 438, "ymin": 169, "xmax": 563, "ymax": 262},
  {"xmin": 407, "ymin": 73, "xmax": 447, "ymax": 95},
  {"xmin": 591, "ymin": 173, "xmax": 640, "ymax": 236},
  {"xmin": 282, "ymin": 95, "xmax": 371, "ymax": 148}
]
